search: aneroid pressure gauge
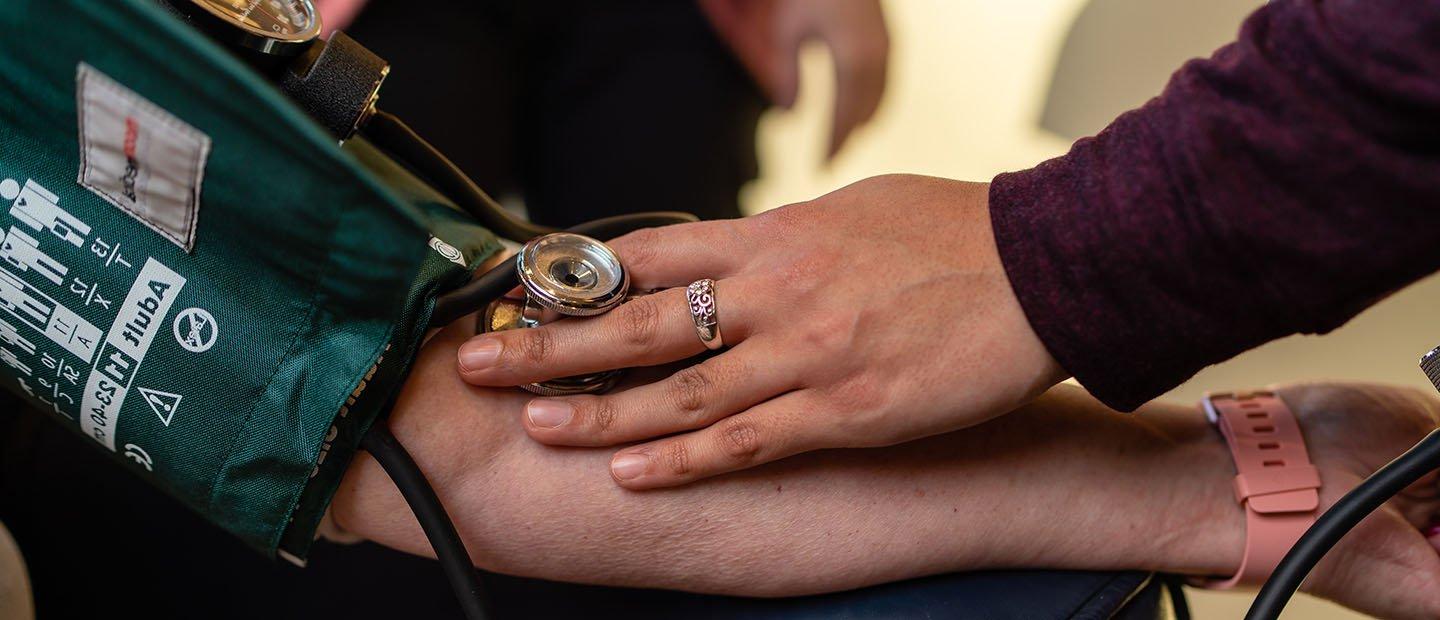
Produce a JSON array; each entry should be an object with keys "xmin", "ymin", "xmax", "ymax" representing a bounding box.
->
[
  {"xmin": 169, "ymin": 0, "xmax": 322, "ymax": 60},
  {"xmin": 162, "ymin": 0, "xmax": 388, "ymax": 140}
]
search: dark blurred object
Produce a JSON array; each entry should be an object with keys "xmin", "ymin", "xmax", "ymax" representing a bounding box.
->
[{"xmin": 346, "ymin": 0, "xmax": 766, "ymax": 227}]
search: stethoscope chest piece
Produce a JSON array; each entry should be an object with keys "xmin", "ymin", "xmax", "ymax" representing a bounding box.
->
[
  {"xmin": 517, "ymin": 233, "xmax": 629, "ymax": 317},
  {"xmin": 484, "ymin": 233, "xmax": 631, "ymax": 395}
]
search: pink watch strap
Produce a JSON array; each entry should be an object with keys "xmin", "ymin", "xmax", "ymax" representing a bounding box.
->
[{"xmin": 1200, "ymin": 391, "xmax": 1321, "ymax": 589}]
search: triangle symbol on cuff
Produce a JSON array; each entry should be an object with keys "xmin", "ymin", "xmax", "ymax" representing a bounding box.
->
[{"xmin": 138, "ymin": 387, "xmax": 183, "ymax": 427}]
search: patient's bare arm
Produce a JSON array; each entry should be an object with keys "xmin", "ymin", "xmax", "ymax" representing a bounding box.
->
[{"xmin": 332, "ymin": 316, "xmax": 1440, "ymax": 619}]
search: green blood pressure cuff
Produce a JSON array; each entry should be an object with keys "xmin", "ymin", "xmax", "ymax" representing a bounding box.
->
[{"xmin": 0, "ymin": 0, "xmax": 500, "ymax": 560}]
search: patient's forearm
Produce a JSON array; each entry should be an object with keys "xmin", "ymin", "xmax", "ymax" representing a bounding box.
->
[{"xmin": 331, "ymin": 317, "xmax": 1242, "ymax": 595}]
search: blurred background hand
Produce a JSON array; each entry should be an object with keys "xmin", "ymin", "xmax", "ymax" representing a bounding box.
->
[{"xmin": 699, "ymin": 0, "xmax": 890, "ymax": 160}]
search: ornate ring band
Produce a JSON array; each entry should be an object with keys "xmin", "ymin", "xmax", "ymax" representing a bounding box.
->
[{"xmin": 686, "ymin": 278, "xmax": 723, "ymax": 350}]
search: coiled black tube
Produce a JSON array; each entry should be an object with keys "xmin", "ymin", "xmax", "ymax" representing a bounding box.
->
[
  {"xmin": 360, "ymin": 424, "xmax": 489, "ymax": 620},
  {"xmin": 362, "ymin": 109, "xmax": 695, "ymax": 620},
  {"xmin": 363, "ymin": 110, "xmax": 555, "ymax": 243}
]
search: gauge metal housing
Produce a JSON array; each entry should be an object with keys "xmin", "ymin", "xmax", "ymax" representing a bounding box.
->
[{"xmin": 178, "ymin": 0, "xmax": 323, "ymax": 57}]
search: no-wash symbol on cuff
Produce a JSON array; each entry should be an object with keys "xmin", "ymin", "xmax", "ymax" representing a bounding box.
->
[
  {"xmin": 138, "ymin": 387, "xmax": 182, "ymax": 426},
  {"xmin": 172, "ymin": 307, "xmax": 216, "ymax": 353}
]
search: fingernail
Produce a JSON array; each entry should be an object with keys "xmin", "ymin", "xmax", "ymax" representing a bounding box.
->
[
  {"xmin": 458, "ymin": 338, "xmax": 502, "ymax": 372},
  {"xmin": 526, "ymin": 400, "xmax": 573, "ymax": 428},
  {"xmin": 611, "ymin": 453, "xmax": 649, "ymax": 481}
]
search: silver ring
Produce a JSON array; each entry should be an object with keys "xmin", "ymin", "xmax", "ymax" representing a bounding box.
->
[{"xmin": 687, "ymin": 278, "xmax": 724, "ymax": 350}]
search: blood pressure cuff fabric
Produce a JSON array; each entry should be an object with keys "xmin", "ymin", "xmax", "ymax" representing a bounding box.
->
[{"xmin": 0, "ymin": 0, "xmax": 501, "ymax": 561}]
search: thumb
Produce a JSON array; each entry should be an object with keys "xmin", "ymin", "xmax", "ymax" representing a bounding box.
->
[
  {"xmin": 698, "ymin": 0, "xmax": 796, "ymax": 107},
  {"xmin": 823, "ymin": 27, "xmax": 887, "ymax": 160},
  {"xmin": 767, "ymin": 17, "xmax": 803, "ymax": 109},
  {"xmin": 1310, "ymin": 512, "xmax": 1440, "ymax": 618}
]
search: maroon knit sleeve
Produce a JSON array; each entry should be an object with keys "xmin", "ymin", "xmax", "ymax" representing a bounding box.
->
[{"xmin": 990, "ymin": 0, "xmax": 1440, "ymax": 411}]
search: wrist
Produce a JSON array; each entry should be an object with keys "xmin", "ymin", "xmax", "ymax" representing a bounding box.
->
[
  {"xmin": 966, "ymin": 392, "xmax": 1244, "ymax": 577},
  {"xmin": 1146, "ymin": 413, "xmax": 1246, "ymax": 577},
  {"xmin": 977, "ymin": 181, "xmax": 1070, "ymax": 399}
]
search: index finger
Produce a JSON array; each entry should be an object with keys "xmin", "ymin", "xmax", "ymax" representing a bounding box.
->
[{"xmin": 457, "ymin": 280, "xmax": 755, "ymax": 387}]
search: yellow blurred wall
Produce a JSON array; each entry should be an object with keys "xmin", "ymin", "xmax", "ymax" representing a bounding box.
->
[{"xmin": 745, "ymin": 1, "xmax": 1440, "ymax": 618}]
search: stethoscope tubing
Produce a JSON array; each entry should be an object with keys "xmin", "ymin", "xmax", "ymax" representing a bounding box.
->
[{"xmin": 357, "ymin": 107, "xmax": 695, "ymax": 620}]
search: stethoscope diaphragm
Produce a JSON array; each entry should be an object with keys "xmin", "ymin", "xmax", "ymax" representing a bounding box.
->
[{"xmin": 517, "ymin": 232, "xmax": 629, "ymax": 317}]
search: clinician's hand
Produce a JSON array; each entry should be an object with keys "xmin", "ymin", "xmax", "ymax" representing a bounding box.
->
[
  {"xmin": 699, "ymin": 0, "xmax": 889, "ymax": 159},
  {"xmin": 456, "ymin": 175, "xmax": 1068, "ymax": 489}
]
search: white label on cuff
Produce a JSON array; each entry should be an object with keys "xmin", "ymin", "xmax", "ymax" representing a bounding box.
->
[
  {"xmin": 80, "ymin": 258, "xmax": 187, "ymax": 450},
  {"xmin": 77, "ymin": 63, "xmax": 210, "ymax": 253}
]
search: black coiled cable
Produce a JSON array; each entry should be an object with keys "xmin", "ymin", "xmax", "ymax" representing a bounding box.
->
[
  {"xmin": 363, "ymin": 110, "xmax": 556, "ymax": 242},
  {"xmin": 357, "ymin": 208, "xmax": 693, "ymax": 619},
  {"xmin": 360, "ymin": 425, "xmax": 489, "ymax": 620},
  {"xmin": 361, "ymin": 111, "xmax": 696, "ymax": 619}
]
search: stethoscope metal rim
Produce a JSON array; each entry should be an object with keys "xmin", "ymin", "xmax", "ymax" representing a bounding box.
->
[
  {"xmin": 516, "ymin": 232, "xmax": 630, "ymax": 317},
  {"xmin": 482, "ymin": 232, "xmax": 634, "ymax": 396}
]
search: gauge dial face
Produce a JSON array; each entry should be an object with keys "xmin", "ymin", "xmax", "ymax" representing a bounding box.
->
[{"xmin": 192, "ymin": 0, "xmax": 319, "ymax": 40}]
